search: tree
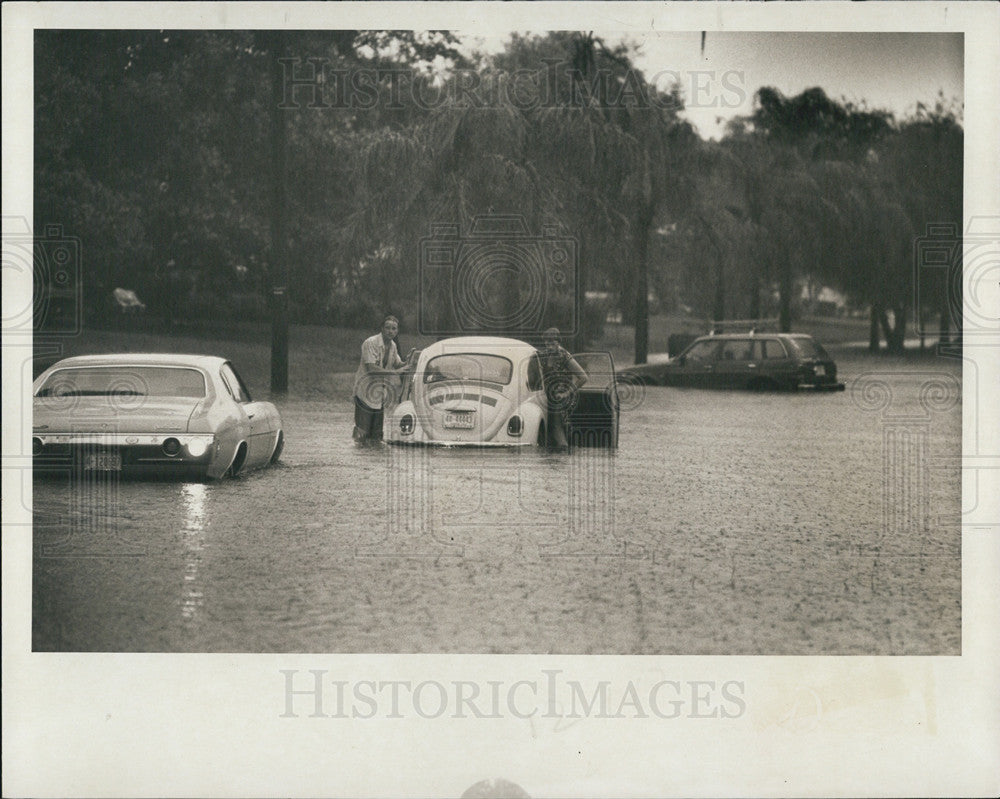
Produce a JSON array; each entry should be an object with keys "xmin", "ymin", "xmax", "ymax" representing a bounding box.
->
[
  {"xmin": 881, "ymin": 100, "xmax": 963, "ymax": 347},
  {"xmin": 719, "ymin": 87, "xmax": 920, "ymax": 343},
  {"xmin": 807, "ymin": 99, "xmax": 961, "ymax": 353}
]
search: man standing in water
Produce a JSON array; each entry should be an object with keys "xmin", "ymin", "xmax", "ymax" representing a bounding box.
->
[
  {"xmin": 537, "ymin": 326, "xmax": 587, "ymax": 449},
  {"xmin": 353, "ymin": 315, "xmax": 410, "ymax": 443}
]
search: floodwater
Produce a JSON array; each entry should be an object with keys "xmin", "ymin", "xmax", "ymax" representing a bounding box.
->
[{"xmin": 32, "ymin": 356, "xmax": 962, "ymax": 654}]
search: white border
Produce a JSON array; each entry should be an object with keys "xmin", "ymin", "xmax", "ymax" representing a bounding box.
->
[{"xmin": 4, "ymin": 3, "xmax": 999, "ymax": 797}]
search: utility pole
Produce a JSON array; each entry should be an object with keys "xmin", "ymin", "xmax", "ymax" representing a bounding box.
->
[{"xmin": 268, "ymin": 30, "xmax": 289, "ymax": 394}]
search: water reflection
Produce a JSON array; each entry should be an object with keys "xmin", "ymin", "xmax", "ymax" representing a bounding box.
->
[{"xmin": 180, "ymin": 482, "xmax": 208, "ymax": 622}]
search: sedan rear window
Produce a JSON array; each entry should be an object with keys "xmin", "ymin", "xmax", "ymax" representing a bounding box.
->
[
  {"xmin": 36, "ymin": 367, "xmax": 207, "ymax": 398},
  {"xmin": 424, "ymin": 354, "xmax": 513, "ymax": 385}
]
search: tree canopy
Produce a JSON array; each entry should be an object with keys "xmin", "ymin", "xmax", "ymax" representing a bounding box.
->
[{"xmin": 35, "ymin": 31, "xmax": 962, "ymax": 357}]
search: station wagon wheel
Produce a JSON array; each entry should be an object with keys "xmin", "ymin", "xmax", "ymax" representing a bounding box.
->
[{"xmin": 269, "ymin": 430, "xmax": 284, "ymax": 464}]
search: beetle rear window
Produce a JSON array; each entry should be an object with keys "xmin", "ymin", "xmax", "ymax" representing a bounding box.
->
[
  {"xmin": 424, "ymin": 354, "xmax": 513, "ymax": 385},
  {"xmin": 36, "ymin": 367, "xmax": 207, "ymax": 398}
]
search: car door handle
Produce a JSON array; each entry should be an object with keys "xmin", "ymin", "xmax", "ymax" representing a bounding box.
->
[
  {"xmin": 247, "ymin": 412, "xmax": 256, "ymax": 419},
  {"xmin": 748, "ymin": 363, "xmax": 757, "ymax": 368}
]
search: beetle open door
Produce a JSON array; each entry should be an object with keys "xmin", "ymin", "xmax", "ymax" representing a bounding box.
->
[{"xmin": 566, "ymin": 351, "xmax": 619, "ymax": 448}]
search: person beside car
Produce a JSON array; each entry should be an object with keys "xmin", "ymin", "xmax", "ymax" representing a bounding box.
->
[
  {"xmin": 352, "ymin": 315, "xmax": 411, "ymax": 443},
  {"xmin": 536, "ymin": 327, "xmax": 587, "ymax": 449}
]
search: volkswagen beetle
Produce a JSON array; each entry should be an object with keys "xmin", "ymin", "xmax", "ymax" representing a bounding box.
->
[{"xmin": 385, "ymin": 336, "xmax": 619, "ymax": 447}]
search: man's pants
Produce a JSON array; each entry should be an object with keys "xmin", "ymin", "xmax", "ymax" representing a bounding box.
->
[{"xmin": 353, "ymin": 397, "xmax": 384, "ymax": 441}]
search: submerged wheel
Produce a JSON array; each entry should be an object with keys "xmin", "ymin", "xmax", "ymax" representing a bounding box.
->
[
  {"xmin": 226, "ymin": 442, "xmax": 248, "ymax": 477},
  {"xmin": 269, "ymin": 430, "xmax": 284, "ymax": 464}
]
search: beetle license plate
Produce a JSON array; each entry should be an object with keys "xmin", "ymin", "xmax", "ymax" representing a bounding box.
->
[
  {"xmin": 85, "ymin": 452, "xmax": 122, "ymax": 471},
  {"xmin": 814, "ymin": 365, "xmax": 826, "ymax": 376},
  {"xmin": 444, "ymin": 412, "xmax": 475, "ymax": 429}
]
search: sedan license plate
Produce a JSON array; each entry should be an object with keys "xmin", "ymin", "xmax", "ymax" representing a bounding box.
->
[
  {"xmin": 85, "ymin": 452, "xmax": 122, "ymax": 471},
  {"xmin": 444, "ymin": 412, "xmax": 475, "ymax": 429}
]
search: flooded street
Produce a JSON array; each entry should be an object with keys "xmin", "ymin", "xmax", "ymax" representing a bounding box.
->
[{"xmin": 32, "ymin": 356, "xmax": 962, "ymax": 654}]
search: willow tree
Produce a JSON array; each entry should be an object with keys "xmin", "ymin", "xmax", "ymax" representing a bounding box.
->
[
  {"xmin": 698, "ymin": 122, "xmax": 837, "ymax": 332},
  {"xmin": 554, "ymin": 33, "xmax": 698, "ymax": 362},
  {"xmin": 881, "ymin": 101, "xmax": 963, "ymax": 348},
  {"xmin": 346, "ymin": 34, "xmax": 689, "ymax": 359},
  {"xmin": 713, "ymin": 87, "xmax": 899, "ymax": 336},
  {"xmin": 340, "ymin": 74, "xmax": 562, "ymax": 336}
]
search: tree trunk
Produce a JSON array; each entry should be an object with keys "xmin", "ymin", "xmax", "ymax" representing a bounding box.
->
[
  {"xmin": 869, "ymin": 304, "xmax": 881, "ymax": 352},
  {"xmin": 712, "ymin": 255, "xmax": 725, "ymax": 325},
  {"xmin": 748, "ymin": 275, "xmax": 760, "ymax": 322},
  {"xmin": 571, "ymin": 233, "xmax": 588, "ymax": 352},
  {"xmin": 633, "ymin": 148, "xmax": 654, "ymax": 366},
  {"xmin": 268, "ymin": 31, "xmax": 289, "ymax": 394},
  {"xmin": 633, "ymin": 202, "xmax": 653, "ymax": 365},
  {"xmin": 877, "ymin": 306, "xmax": 892, "ymax": 352},
  {"xmin": 778, "ymin": 257, "xmax": 792, "ymax": 333},
  {"xmin": 938, "ymin": 296, "xmax": 951, "ymax": 348},
  {"xmin": 888, "ymin": 304, "xmax": 907, "ymax": 354}
]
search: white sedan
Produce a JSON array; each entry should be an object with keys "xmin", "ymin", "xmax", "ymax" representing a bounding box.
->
[{"xmin": 32, "ymin": 353, "xmax": 283, "ymax": 479}]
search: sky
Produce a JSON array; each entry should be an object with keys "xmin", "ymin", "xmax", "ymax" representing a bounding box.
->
[{"xmin": 462, "ymin": 31, "xmax": 963, "ymax": 138}]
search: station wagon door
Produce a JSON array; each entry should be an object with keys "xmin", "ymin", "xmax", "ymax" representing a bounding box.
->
[
  {"xmin": 672, "ymin": 339, "xmax": 722, "ymax": 387},
  {"xmin": 714, "ymin": 339, "xmax": 758, "ymax": 388},
  {"xmin": 758, "ymin": 337, "xmax": 798, "ymax": 387}
]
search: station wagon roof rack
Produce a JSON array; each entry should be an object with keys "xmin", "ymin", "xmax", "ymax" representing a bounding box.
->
[{"xmin": 708, "ymin": 318, "xmax": 780, "ymax": 335}]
